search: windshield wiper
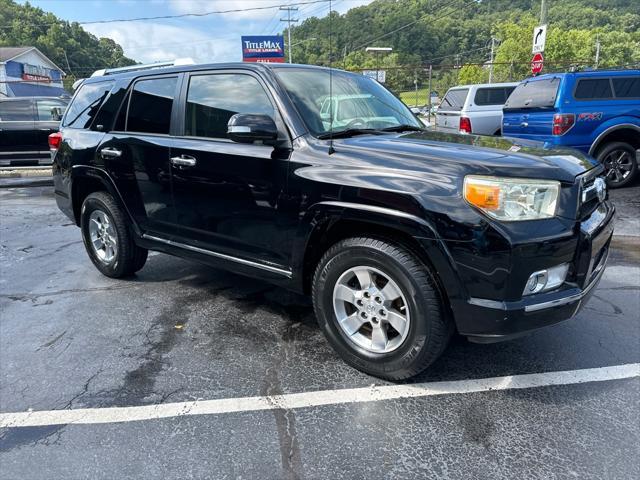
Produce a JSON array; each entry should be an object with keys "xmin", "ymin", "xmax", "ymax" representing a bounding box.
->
[
  {"xmin": 317, "ymin": 128, "xmax": 381, "ymax": 139},
  {"xmin": 378, "ymin": 124, "xmax": 424, "ymax": 133}
]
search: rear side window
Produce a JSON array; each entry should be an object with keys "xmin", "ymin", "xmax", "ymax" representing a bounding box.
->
[
  {"xmin": 612, "ymin": 77, "xmax": 640, "ymax": 98},
  {"xmin": 0, "ymin": 100, "xmax": 35, "ymax": 121},
  {"xmin": 574, "ymin": 78, "xmax": 613, "ymax": 100},
  {"xmin": 126, "ymin": 76, "xmax": 178, "ymax": 135},
  {"xmin": 63, "ymin": 81, "xmax": 113, "ymax": 128},
  {"xmin": 185, "ymin": 73, "xmax": 273, "ymax": 140},
  {"xmin": 36, "ymin": 99, "xmax": 67, "ymax": 121},
  {"xmin": 504, "ymin": 78, "xmax": 560, "ymax": 109},
  {"xmin": 474, "ymin": 87, "xmax": 514, "ymax": 106},
  {"xmin": 440, "ymin": 89, "xmax": 468, "ymax": 111}
]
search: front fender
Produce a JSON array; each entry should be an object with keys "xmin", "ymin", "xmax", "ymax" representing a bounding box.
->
[{"xmin": 291, "ymin": 201, "xmax": 468, "ymax": 321}]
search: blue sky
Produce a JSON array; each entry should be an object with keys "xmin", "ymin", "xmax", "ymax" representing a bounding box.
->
[{"xmin": 18, "ymin": 0, "xmax": 373, "ymax": 63}]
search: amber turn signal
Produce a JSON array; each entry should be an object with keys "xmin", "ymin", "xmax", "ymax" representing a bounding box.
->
[{"xmin": 464, "ymin": 181, "xmax": 501, "ymax": 210}]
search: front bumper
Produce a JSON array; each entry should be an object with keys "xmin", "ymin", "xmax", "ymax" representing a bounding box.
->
[{"xmin": 457, "ymin": 200, "xmax": 615, "ymax": 342}]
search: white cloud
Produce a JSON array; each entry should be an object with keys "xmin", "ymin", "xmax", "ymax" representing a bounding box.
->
[{"xmin": 85, "ymin": 22, "xmax": 239, "ymax": 64}]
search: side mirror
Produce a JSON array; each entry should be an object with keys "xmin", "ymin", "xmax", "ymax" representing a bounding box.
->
[{"xmin": 227, "ymin": 113, "xmax": 278, "ymax": 144}]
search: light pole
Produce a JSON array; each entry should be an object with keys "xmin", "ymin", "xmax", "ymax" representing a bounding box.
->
[{"xmin": 365, "ymin": 47, "xmax": 392, "ymax": 83}]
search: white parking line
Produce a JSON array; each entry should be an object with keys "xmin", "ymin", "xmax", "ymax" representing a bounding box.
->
[{"xmin": 1, "ymin": 363, "xmax": 638, "ymax": 428}]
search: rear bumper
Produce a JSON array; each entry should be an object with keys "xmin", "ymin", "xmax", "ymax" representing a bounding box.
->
[{"xmin": 453, "ymin": 201, "xmax": 614, "ymax": 342}]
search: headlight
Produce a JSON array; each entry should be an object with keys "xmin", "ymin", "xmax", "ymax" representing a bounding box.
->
[{"xmin": 464, "ymin": 175, "xmax": 560, "ymax": 221}]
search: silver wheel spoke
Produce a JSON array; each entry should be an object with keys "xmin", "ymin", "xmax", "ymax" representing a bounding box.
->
[
  {"xmin": 371, "ymin": 326, "xmax": 388, "ymax": 351},
  {"xmin": 334, "ymin": 284, "xmax": 357, "ymax": 305},
  {"xmin": 386, "ymin": 310, "xmax": 408, "ymax": 335},
  {"xmin": 341, "ymin": 313, "xmax": 367, "ymax": 336},
  {"xmin": 353, "ymin": 268, "xmax": 373, "ymax": 289},
  {"xmin": 380, "ymin": 281, "xmax": 401, "ymax": 302}
]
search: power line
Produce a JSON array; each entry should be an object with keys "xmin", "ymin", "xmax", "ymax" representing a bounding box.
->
[{"xmin": 0, "ymin": 0, "xmax": 331, "ymax": 28}]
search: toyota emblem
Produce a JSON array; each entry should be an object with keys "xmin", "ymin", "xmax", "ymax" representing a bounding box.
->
[{"xmin": 594, "ymin": 177, "xmax": 606, "ymax": 202}]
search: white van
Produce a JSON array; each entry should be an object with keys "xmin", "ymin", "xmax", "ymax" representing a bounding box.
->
[{"xmin": 435, "ymin": 82, "xmax": 518, "ymax": 135}]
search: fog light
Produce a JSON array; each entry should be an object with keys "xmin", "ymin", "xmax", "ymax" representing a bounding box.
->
[{"xmin": 523, "ymin": 263, "xmax": 568, "ymax": 296}]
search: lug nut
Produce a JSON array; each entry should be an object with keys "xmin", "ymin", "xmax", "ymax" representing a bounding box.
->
[
  {"xmin": 371, "ymin": 317, "xmax": 379, "ymax": 324},
  {"xmin": 363, "ymin": 291, "xmax": 370, "ymax": 298},
  {"xmin": 374, "ymin": 296, "xmax": 382, "ymax": 304},
  {"xmin": 379, "ymin": 310, "xmax": 386, "ymax": 317},
  {"xmin": 356, "ymin": 299, "xmax": 363, "ymax": 306},
  {"xmin": 360, "ymin": 312, "xmax": 368, "ymax": 319}
]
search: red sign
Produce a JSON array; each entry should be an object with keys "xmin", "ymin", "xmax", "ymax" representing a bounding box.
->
[
  {"xmin": 242, "ymin": 57, "xmax": 285, "ymax": 63},
  {"xmin": 22, "ymin": 73, "xmax": 51, "ymax": 83},
  {"xmin": 531, "ymin": 52, "xmax": 544, "ymax": 75}
]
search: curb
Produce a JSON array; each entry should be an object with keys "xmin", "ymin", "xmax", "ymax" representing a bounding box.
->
[
  {"xmin": 0, "ymin": 168, "xmax": 52, "ymax": 178},
  {"xmin": 0, "ymin": 177, "xmax": 54, "ymax": 189}
]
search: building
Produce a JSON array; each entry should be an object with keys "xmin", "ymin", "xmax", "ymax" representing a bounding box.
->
[{"xmin": 0, "ymin": 47, "xmax": 68, "ymax": 98}]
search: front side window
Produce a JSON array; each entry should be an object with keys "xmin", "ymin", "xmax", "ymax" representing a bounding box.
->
[
  {"xmin": 574, "ymin": 78, "xmax": 613, "ymax": 100},
  {"xmin": 0, "ymin": 100, "xmax": 34, "ymax": 121},
  {"xmin": 63, "ymin": 81, "xmax": 113, "ymax": 128},
  {"xmin": 126, "ymin": 77, "xmax": 178, "ymax": 135},
  {"xmin": 440, "ymin": 89, "xmax": 469, "ymax": 111},
  {"xmin": 275, "ymin": 68, "xmax": 420, "ymax": 137},
  {"xmin": 612, "ymin": 76, "xmax": 640, "ymax": 98},
  {"xmin": 36, "ymin": 99, "xmax": 67, "ymax": 121},
  {"xmin": 185, "ymin": 73, "xmax": 274, "ymax": 140}
]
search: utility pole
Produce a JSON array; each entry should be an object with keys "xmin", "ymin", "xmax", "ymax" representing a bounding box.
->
[
  {"xmin": 595, "ymin": 34, "xmax": 601, "ymax": 69},
  {"xmin": 488, "ymin": 36, "xmax": 496, "ymax": 84},
  {"xmin": 427, "ymin": 64, "xmax": 433, "ymax": 122},
  {"xmin": 414, "ymin": 70, "xmax": 419, "ymax": 107},
  {"xmin": 540, "ymin": 0, "xmax": 548, "ymax": 24},
  {"xmin": 280, "ymin": 6, "xmax": 299, "ymax": 63}
]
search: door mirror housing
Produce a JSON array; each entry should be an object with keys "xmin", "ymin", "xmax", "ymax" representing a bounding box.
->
[{"xmin": 227, "ymin": 114, "xmax": 278, "ymax": 144}]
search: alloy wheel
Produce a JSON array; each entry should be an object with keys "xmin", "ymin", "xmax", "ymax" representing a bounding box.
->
[{"xmin": 88, "ymin": 209, "xmax": 118, "ymax": 263}]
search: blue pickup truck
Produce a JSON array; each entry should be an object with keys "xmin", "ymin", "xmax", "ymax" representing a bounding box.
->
[{"xmin": 502, "ymin": 69, "xmax": 640, "ymax": 187}]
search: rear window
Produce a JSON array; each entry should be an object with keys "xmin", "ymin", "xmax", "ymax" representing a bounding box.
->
[
  {"xmin": 63, "ymin": 81, "xmax": 113, "ymax": 128},
  {"xmin": 474, "ymin": 87, "xmax": 515, "ymax": 106},
  {"xmin": 612, "ymin": 76, "xmax": 640, "ymax": 98},
  {"xmin": 0, "ymin": 100, "xmax": 35, "ymax": 121},
  {"xmin": 440, "ymin": 88, "xmax": 469, "ymax": 111},
  {"xmin": 126, "ymin": 76, "xmax": 178, "ymax": 135},
  {"xmin": 36, "ymin": 99, "xmax": 67, "ymax": 121},
  {"xmin": 574, "ymin": 78, "xmax": 613, "ymax": 100},
  {"xmin": 503, "ymin": 78, "xmax": 560, "ymax": 110}
]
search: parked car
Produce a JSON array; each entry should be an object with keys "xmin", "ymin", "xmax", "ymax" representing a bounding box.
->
[
  {"xmin": 435, "ymin": 82, "xmax": 518, "ymax": 135},
  {"xmin": 0, "ymin": 96, "xmax": 68, "ymax": 166},
  {"xmin": 502, "ymin": 70, "xmax": 640, "ymax": 188},
  {"xmin": 51, "ymin": 62, "xmax": 613, "ymax": 380}
]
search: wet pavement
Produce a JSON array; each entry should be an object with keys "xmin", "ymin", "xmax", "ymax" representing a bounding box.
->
[{"xmin": 0, "ymin": 184, "xmax": 638, "ymax": 479}]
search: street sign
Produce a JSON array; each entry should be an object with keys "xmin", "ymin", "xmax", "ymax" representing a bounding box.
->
[
  {"xmin": 532, "ymin": 24, "xmax": 547, "ymax": 53},
  {"xmin": 531, "ymin": 52, "xmax": 544, "ymax": 75},
  {"xmin": 362, "ymin": 70, "xmax": 386, "ymax": 83}
]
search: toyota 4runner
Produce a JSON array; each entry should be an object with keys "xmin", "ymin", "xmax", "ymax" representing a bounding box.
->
[{"xmin": 52, "ymin": 62, "xmax": 614, "ymax": 379}]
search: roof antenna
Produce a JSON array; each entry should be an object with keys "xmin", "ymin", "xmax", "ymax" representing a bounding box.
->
[{"xmin": 328, "ymin": 0, "xmax": 335, "ymax": 155}]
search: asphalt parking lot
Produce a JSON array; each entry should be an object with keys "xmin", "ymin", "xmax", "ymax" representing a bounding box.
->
[{"xmin": 0, "ymin": 182, "xmax": 638, "ymax": 479}]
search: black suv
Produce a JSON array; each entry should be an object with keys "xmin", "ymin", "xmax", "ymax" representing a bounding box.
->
[
  {"xmin": 0, "ymin": 96, "xmax": 68, "ymax": 166},
  {"xmin": 52, "ymin": 63, "xmax": 614, "ymax": 379}
]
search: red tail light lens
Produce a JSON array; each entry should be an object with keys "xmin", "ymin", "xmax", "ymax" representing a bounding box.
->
[
  {"xmin": 48, "ymin": 132, "xmax": 62, "ymax": 150},
  {"xmin": 552, "ymin": 113, "xmax": 575, "ymax": 136},
  {"xmin": 459, "ymin": 116, "xmax": 472, "ymax": 134}
]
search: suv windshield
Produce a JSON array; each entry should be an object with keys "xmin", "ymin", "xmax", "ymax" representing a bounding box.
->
[
  {"xmin": 504, "ymin": 77, "xmax": 560, "ymax": 110},
  {"xmin": 275, "ymin": 68, "xmax": 420, "ymax": 137}
]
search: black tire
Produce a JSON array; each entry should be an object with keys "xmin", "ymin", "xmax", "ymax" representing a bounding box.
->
[
  {"xmin": 312, "ymin": 237, "xmax": 452, "ymax": 380},
  {"xmin": 80, "ymin": 191, "xmax": 148, "ymax": 278},
  {"xmin": 596, "ymin": 141, "xmax": 638, "ymax": 188}
]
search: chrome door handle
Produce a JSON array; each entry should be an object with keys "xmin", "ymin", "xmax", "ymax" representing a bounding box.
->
[
  {"xmin": 100, "ymin": 147, "xmax": 122, "ymax": 158},
  {"xmin": 520, "ymin": 122, "xmax": 529, "ymax": 127},
  {"xmin": 170, "ymin": 155, "xmax": 197, "ymax": 167}
]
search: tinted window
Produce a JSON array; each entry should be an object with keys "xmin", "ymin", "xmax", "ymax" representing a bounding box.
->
[
  {"xmin": 36, "ymin": 99, "xmax": 67, "ymax": 121},
  {"xmin": 504, "ymin": 78, "xmax": 560, "ymax": 109},
  {"xmin": 440, "ymin": 89, "xmax": 469, "ymax": 111},
  {"xmin": 185, "ymin": 74, "xmax": 274, "ymax": 139},
  {"xmin": 127, "ymin": 77, "xmax": 178, "ymax": 134},
  {"xmin": 612, "ymin": 77, "xmax": 640, "ymax": 98},
  {"xmin": 0, "ymin": 100, "xmax": 35, "ymax": 121},
  {"xmin": 574, "ymin": 78, "xmax": 613, "ymax": 99},
  {"xmin": 63, "ymin": 81, "xmax": 113, "ymax": 128},
  {"xmin": 474, "ymin": 87, "xmax": 513, "ymax": 106}
]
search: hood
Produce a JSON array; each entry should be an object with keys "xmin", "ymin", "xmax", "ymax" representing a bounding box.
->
[{"xmin": 334, "ymin": 130, "xmax": 597, "ymax": 183}]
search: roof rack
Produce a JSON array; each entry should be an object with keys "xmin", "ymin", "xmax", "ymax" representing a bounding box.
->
[{"xmin": 90, "ymin": 58, "xmax": 195, "ymax": 78}]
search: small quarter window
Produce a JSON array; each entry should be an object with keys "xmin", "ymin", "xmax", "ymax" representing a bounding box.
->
[
  {"xmin": 126, "ymin": 77, "xmax": 178, "ymax": 135},
  {"xmin": 0, "ymin": 100, "xmax": 34, "ymax": 121},
  {"xmin": 574, "ymin": 78, "xmax": 613, "ymax": 100},
  {"xmin": 63, "ymin": 81, "xmax": 113, "ymax": 128},
  {"xmin": 185, "ymin": 73, "xmax": 274, "ymax": 140}
]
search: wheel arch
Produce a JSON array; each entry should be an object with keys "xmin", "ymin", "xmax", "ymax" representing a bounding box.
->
[
  {"xmin": 589, "ymin": 123, "xmax": 640, "ymax": 156},
  {"xmin": 294, "ymin": 202, "xmax": 466, "ymax": 329}
]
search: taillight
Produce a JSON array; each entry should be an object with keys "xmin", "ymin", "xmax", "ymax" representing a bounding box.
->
[
  {"xmin": 48, "ymin": 132, "xmax": 62, "ymax": 150},
  {"xmin": 552, "ymin": 113, "xmax": 575, "ymax": 136},
  {"xmin": 459, "ymin": 117, "xmax": 472, "ymax": 134}
]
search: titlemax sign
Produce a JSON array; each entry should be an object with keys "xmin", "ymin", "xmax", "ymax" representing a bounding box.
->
[{"xmin": 241, "ymin": 35, "xmax": 285, "ymax": 63}]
